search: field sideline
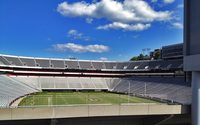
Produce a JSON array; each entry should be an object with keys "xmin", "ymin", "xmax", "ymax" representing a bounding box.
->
[{"xmin": 19, "ymin": 91, "xmax": 160, "ymax": 106}]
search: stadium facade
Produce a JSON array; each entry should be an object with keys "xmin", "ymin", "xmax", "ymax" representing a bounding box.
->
[
  {"xmin": 0, "ymin": 42, "xmax": 192, "ymax": 125},
  {"xmin": 0, "ymin": 44, "xmax": 190, "ymax": 106}
]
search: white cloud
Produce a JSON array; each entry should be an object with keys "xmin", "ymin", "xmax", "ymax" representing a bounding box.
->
[
  {"xmin": 97, "ymin": 22, "xmax": 151, "ymax": 31},
  {"xmin": 171, "ymin": 22, "xmax": 183, "ymax": 29},
  {"xmin": 86, "ymin": 18, "xmax": 93, "ymax": 24},
  {"xmin": 67, "ymin": 29, "xmax": 90, "ymax": 41},
  {"xmin": 68, "ymin": 29, "xmax": 82, "ymax": 37},
  {"xmin": 163, "ymin": 0, "xmax": 175, "ymax": 4},
  {"xmin": 100, "ymin": 57, "xmax": 108, "ymax": 61},
  {"xmin": 57, "ymin": 0, "xmax": 172, "ymax": 31},
  {"xmin": 177, "ymin": 4, "xmax": 184, "ymax": 8},
  {"xmin": 53, "ymin": 43, "xmax": 109, "ymax": 53},
  {"xmin": 57, "ymin": 0, "xmax": 171, "ymax": 23}
]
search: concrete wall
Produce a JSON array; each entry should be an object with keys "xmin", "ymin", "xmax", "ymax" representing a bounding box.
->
[
  {"xmin": 184, "ymin": 54, "xmax": 200, "ymax": 71},
  {"xmin": 184, "ymin": 0, "xmax": 200, "ymax": 71},
  {"xmin": 184, "ymin": 0, "xmax": 200, "ymax": 55},
  {"xmin": 0, "ymin": 104, "xmax": 189, "ymax": 121}
]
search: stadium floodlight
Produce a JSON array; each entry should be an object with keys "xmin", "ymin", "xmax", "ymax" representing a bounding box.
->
[{"xmin": 142, "ymin": 48, "xmax": 151, "ymax": 56}]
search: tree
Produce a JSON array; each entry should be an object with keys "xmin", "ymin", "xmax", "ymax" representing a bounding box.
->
[
  {"xmin": 138, "ymin": 54, "xmax": 144, "ymax": 60},
  {"xmin": 130, "ymin": 56, "xmax": 138, "ymax": 61},
  {"xmin": 154, "ymin": 51, "xmax": 161, "ymax": 60},
  {"xmin": 130, "ymin": 53, "xmax": 149, "ymax": 61}
]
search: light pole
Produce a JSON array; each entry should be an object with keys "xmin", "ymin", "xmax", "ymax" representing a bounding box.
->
[{"xmin": 128, "ymin": 81, "xmax": 131, "ymax": 103}]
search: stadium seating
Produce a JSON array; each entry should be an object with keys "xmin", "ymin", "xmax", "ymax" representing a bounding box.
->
[
  {"xmin": 0, "ymin": 54, "xmax": 190, "ymax": 107},
  {"xmin": 11, "ymin": 76, "xmax": 109, "ymax": 90},
  {"xmin": 0, "ymin": 54, "xmax": 183, "ymax": 71},
  {"xmin": 3, "ymin": 56, "xmax": 23, "ymax": 66},
  {"xmin": 116, "ymin": 62, "xmax": 130, "ymax": 69},
  {"xmin": 79, "ymin": 61, "xmax": 93, "ymax": 70},
  {"xmin": 92, "ymin": 61, "xmax": 105, "ymax": 70},
  {"xmin": 0, "ymin": 76, "xmax": 39, "ymax": 107},
  {"xmin": 81, "ymin": 77, "xmax": 96, "ymax": 89},
  {"xmin": 50, "ymin": 59, "xmax": 65, "ymax": 68},
  {"xmin": 19, "ymin": 57, "xmax": 36, "ymax": 67},
  {"xmin": 0, "ymin": 75, "xmax": 190, "ymax": 106},
  {"xmin": 0, "ymin": 56, "xmax": 12, "ymax": 65},
  {"xmin": 0, "ymin": 60, "xmax": 4, "ymax": 65},
  {"xmin": 35, "ymin": 59, "xmax": 50, "ymax": 67},
  {"xmin": 112, "ymin": 76, "xmax": 191, "ymax": 104},
  {"xmin": 127, "ymin": 61, "xmax": 142, "ymax": 69},
  {"xmin": 91, "ymin": 78, "xmax": 108, "ymax": 89},
  {"xmin": 65, "ymin": 60, "xmax": 79, "ymax": 69},
  {"xmin": 104, "ymin": 62, "xmax": 117, "ymax": 69},
  {"xmin": 137, "ymin": 61, "xmax": 149, "ymax": 70}
]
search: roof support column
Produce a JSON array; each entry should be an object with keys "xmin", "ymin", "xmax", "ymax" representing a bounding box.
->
[{"xmin": 192, "ymin": 72, "xmax": 200, "ymax": 125}]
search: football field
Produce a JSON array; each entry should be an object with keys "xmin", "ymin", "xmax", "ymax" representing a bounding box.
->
[{"xmin": 19, "ymin": 91, "xmax": 160, "ymax": 106}]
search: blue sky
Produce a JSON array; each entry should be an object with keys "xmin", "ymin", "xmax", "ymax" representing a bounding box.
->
[{"xmin": 0, "ymin": 0, "xmax": 183, "ymax": 61}]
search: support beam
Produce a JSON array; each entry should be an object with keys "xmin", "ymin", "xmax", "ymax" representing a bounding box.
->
[{"xmin": 192, "ymin": 72, "xmax": 200, "ymax": 125}]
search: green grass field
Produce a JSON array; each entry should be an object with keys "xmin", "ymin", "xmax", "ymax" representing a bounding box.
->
[{"xmin": 19, "ymin": 91, "xmax": 160, "ymax": 106}]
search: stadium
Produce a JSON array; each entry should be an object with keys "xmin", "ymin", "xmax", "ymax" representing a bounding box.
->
[
  {"xmin": 0, "ymin": 42, "xmax": 191, "ymax": 125},
  {"xmin": 2, "ymin": 0, "xmax": 200, "ymax": 125},
  {"xmin": 0, "ymin": 46, "xmax": 190, "ymax": 106}
]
